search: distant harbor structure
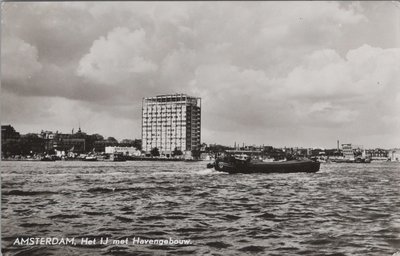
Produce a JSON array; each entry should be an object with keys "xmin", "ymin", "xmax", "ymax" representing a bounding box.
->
[
  {"xmin": 388, "ymin": 149, "xmax": 400, "ymax": 162},
  {"xmin": 141, "ymin": 94, "xmax": 201, "ymax": 156},
  {"xmin": 105, "ymin": 146, "xmax": 141, "ymax": 156},
  {"xmin": 342, "ymin": 143, "xmax": 357, "ymax": 161}
]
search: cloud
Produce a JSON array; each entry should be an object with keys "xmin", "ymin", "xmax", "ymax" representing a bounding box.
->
[
  {"xmin": 1, "ymin": 36, "xmax": 42, "ymax": 82},
  {"xmin": 1, "ymin": 2, "xmax": 399, "ymax": 147},
  {"xmin": 2, "ymin": 2, "xmax": 369, "ymax": 101},
  {"xmin": 187, "ymin": 44, "xmax": 400, "ymax": 147},
  {"xmin": 77, "ymin": 27, "xmax": 158, "ymax": 85},
  {"xmin": 280, "ymin": 45, "xmax": 400, "ymax": 104},
  {"xmin": 1, "ymin": 91, "xmax": 141, "ymax": 140}
]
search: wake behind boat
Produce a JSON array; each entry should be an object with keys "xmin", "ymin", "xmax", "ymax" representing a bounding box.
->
[{"xmin": 214, "ymin": 154, "xmax": 320, "ymax": 174}]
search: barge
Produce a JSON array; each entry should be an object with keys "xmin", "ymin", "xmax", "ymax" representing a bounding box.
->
[{"xmin": 214, "ymin": 155, "xmax": 320, "ymax": 174}]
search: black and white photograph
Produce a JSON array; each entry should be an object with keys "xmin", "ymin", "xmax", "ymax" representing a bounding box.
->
[{"xmin": 1, "ymin": 1, "xmax": 400, "ymax": 255}]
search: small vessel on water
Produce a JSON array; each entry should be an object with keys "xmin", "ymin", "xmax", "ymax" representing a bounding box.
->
[
  {"xmin": 336, "ymin": 144, "xmax": 371, "ymax": 163},
  {"xmin": 329, "ymin": 157, "xmax": 371, "ymax": 163},
  {"xmin": 40, "ymin": 155, "xmax": 55, "ymax": 161},
  {"xmin": 83, "ymin": 155, "xmax": 98, "ymax": 161},
  {"xmin": 214, "ymin": 154, "xmax": 320, "ymax": 174},
  {"xmin": 206, "ymin": 162, "xmax": 215, "ymax": 168},
  {"xmin": 110, "ymin": 153, "xmax": 126, "ymax": 162}
]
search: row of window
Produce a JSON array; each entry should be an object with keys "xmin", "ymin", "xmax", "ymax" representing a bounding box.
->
[
  {"xmin": 142, "ymin": 123, "xmax": 187, "ymax": 125},
  {"xmin": 143, "ymin": 131, "xmax": 185, "ymax": 133},
  {"xmin": 142, "ymin": 129, "xmax": 186, "ymax": 132},
  {"xmin": 143, "ymin": 137, "xmax": 185, "ymax": 140},
  {"xmin": 142, "ymin": 126, "xmax": 187, "ymax": 129},
  {"xmin": 144, "ymin": 106, "xmax": 186, "ymax": 109},
  {"xmin": 143, "ymin": 136, "xmax": 197, "ymax": 139},
  {"xmin": 143, "ymin": 102, "xmax": 187, "ymax": 106},
  {"xmin": 143, "ymin": 108, "xmax": 186, "ymax": 111},
  {"xmin": 143, "ymin": 120, "xmax": 186, "ymax": 126},
  {"xmin": 142, "ymin": 132, "xmax": 196, "ymax": 135},
  {"xmin": 143, "ymin": 119, "xmax": 186, "ymax": 121},
  {"xmin": 144, "ymin": 144, "xmax": 186, "ymax": 147},
  {"xmin": 143, "ymin": 118, "xmax": 186, "ymax": 121},
  {"xmin": 143, "ymin": 133, "xmax": 187, "ymax": 136},
  {"xmin": 142, "ymin": 121, "xmax": 186, "ymax": 124},
  {"xmin": 142, "ymin": 130, "xmax": 186, "ymax": 133},
  {"xmin": 143, "ymin": 110, "xmax": 186, "ymax": 114},
  {"xmin": 142, "ymin": 126, "xmax": 186, "ymax": 129},
  {"xmin": 142, "ymin": 126, "xmax": 190, "ymax": 132},
  {"xmin": 144, "ymin": 137, "xmax": 186, "ymax": 140},
  {"xmin": 145, "ymin": 144, "xmax": 185, "ymax": 147},
  {"xmin": 143, "ymin": 113, "xmax": 186, "ymax": 116},
  {"xmin": 144, "ymin": 140, "xmax": 187, "ymax": 143}
]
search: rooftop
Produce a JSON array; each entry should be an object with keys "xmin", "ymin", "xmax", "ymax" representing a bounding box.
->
[{"xmin": 143, "ymin": 93, "xmax": 201, "ymax": 103}]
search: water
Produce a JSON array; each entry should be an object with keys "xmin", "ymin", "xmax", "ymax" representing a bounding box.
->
[{"xmin": 1, "ymin": 161, "xmax": 400, "ymax": 256}]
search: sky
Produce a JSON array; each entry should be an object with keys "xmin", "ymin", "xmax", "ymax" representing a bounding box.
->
[{"xmin": 1, "ymin": 1, "xmax": 399, "ymax": 149}]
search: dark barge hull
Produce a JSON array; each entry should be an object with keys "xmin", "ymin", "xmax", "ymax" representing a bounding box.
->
[{"xmin": 214, "ymin": 159, "xmax": 320, "ymax": 174}]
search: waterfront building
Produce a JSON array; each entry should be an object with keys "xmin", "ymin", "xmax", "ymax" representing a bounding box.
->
[
  {"xmin": 105, "ymin": 146, "xmax": 141, "ymax": 156},
  {"xmin": 295, "ymin": 148, "xmax": 309, "ymax": 157},
  {"xmin": 389, "ymin": 149, "xmax": 400, "ymax": 162},
  {"xmin": 20, "ymin": 133, "xmax": 45, "ymax": 154},
  {"xmin": 365, "ymin": 148, "xmax": 389, "ymax": 161},
  {"xmin": 39, "ymin": 130, "xmax": 56, "ymax": 152},
  {"xmin": 1, "ymin": 125, "xmax": 139, "ymax": 157},
  {"xmin": 1, "ymin": 125, "xmax": 20, "ymax": 141},
  {"xmin": 57, "ymin": 138, "xmax": 86, "ymax": 153},
  {"xmin": 1, "ymin": 125, "xmax": 21, "ymax": 157},
  {"xmin": 141, "ymin": 94, "xmax": 201, "ymax": 156},
  {"xmin": 342, "ymin": 144, "xmax": 365, "ymax": 160},
  {"xmin": 342, "ymin": 144, "xmax": 355, "ymax": 160},
  {"xmin": 51, "ymin": 128, "xmax": 106, "ymax": 154},
  {"xmin": 94, "ymin": 140, "xmax": 117, "ymax": 152},
  {"xmin": 51, "ymin": 129, "xmax": 87, "ymax": 154}
]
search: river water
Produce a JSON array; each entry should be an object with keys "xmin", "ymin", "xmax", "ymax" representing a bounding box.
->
[{"xmin": 1, "ymin": 161, "xmax": 400, "ymax": 256}]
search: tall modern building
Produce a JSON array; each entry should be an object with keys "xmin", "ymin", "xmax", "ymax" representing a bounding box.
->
[{"xmin": 142, "ymin": 94, "xmax": 201, "ymax": 156}]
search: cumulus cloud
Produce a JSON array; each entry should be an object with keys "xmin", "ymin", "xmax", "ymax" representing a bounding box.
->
[
  {"xmin": 280, "ymin": 45, "xmax": 400, "ymax": 125},
  {"xmin": 1, "ymin": 37, "xmax": 42, "ymax": 82},
  {"xmin": 187, "ymin": 44, "xmax": 400, "ymax": 147},
  {"xmin": 1, "ymin": 1, "xmax": 399, "ymax": 147},
  {"xmin": 77, "ymin": 27, "xmax": 158, "ymax": 85}
]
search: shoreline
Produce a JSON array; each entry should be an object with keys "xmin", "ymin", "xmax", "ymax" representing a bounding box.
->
[{"xmin": 1, "ymin": 158, "xmax": 205, "ymax": 162}]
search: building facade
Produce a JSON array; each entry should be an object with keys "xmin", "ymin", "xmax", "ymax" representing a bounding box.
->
[
  {"xmin": 105, "ymin": 146, "xmax": 141, "ymax": 156},
  {"xmin": 342, "ymin": 144, "xmax": 355, "ymax": 160},
  {"xmin": 1, "ymin": 125, "xmax": 20, "ymax": 141},
  {"xmin": 365, "ymin": 148, "xmax": 389, "ymax": 161},
  {"xmin": 342, "ymin": 143, "xmax": 365, "ymax": 160},
  {"xmin": 389, "ymin": 149, "xmax": 400, "ymax": 162},
  {"xmin": 142, "ymin": 94, "xmax": 201, "ymax": 155}
]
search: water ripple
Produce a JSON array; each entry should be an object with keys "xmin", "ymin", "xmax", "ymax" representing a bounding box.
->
[{"xmin": 1, "ymin": 161, "xmax": 400, "ymax": 255}]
